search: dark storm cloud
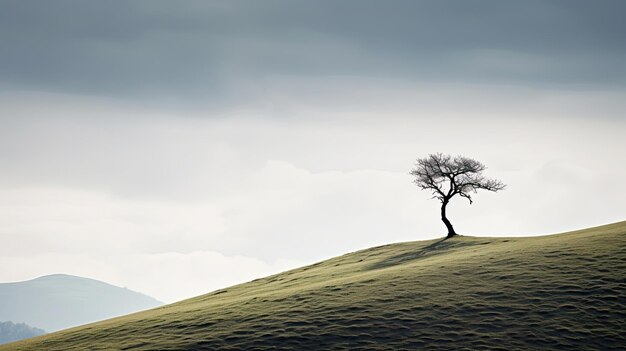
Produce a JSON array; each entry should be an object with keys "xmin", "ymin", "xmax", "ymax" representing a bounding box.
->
[{"xmin": 1, "ymin": 0, "xmax": 625, "ymax": 103}]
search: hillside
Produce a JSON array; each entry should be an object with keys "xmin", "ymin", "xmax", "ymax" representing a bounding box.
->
[
  {"xmin": 3, "ymin": 221, "xmax": 625, "ymax": 350},
  {"xmin": 0, "ymin": 274, "xmax": 162, "ymax": 332}
]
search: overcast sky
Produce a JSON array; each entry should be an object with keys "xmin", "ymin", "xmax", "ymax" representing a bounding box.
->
[{"xmin": 1, "ymin": 1, "xmax": 625, "ymax": 302}]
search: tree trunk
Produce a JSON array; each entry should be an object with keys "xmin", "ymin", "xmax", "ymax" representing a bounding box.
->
[{"xmin": 441, "ymin": 200, "xmax": 457, "ymax": 238}]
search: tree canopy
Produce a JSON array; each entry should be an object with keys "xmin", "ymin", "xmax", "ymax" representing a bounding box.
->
[{"xmin": 411, "ymin": 153, "xmax": 505, "ymax": 238}]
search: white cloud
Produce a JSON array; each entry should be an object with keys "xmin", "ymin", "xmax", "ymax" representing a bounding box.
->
[{"xmin": 0, "ymin": 187, "xmax": 226, "ymax": 256}]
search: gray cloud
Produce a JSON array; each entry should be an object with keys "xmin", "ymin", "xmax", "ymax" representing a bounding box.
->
[{"xmin": 1, "ymin": 0, "xmax": 625, "ymax": 106}]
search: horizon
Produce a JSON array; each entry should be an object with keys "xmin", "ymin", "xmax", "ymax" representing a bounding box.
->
[
  {"xmin": 6, "ymin": 218, "xmax": 625, "ymax": 300},
  {"xmin": 1, "ymin": 1, "xmax": 625, "ymax": 303}
]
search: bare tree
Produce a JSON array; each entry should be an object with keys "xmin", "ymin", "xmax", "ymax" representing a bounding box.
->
[{"xmin": 410, "ymin": 153, "xmax": 505, "ymax": 238}]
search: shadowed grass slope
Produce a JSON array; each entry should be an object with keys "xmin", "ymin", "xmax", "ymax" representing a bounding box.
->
[{"xmin": 4, "ymin": 221, "xmax": 625, "ymax": 350}]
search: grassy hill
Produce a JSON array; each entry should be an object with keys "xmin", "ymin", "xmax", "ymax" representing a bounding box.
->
[{"xmin": 3, "ymin": 221, "xmax": 625, "ymax": 350}]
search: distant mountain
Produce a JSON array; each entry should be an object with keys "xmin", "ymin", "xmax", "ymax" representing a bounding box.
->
[
  {"xmin": 0, "ymin": 274, "xmax": 162, "ymax": 332},
  {"xmin": 0, "ymin": 321, "xmax": 45, "ymax": 344}
]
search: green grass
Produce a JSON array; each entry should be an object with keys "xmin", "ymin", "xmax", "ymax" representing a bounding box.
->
[{"xmin": 4, "ymin": 221, "xmax": 625, "ymax": 350}]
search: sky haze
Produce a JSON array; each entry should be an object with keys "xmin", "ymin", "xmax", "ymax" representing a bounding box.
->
[{"xmin": 1, "ymin": 0, "xmax": 625, "ymax": 302}]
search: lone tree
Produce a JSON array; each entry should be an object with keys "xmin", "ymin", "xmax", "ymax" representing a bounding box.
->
[{"xmin": 410, "ymin": 153, "xmax": 505, "ymax": 239}]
